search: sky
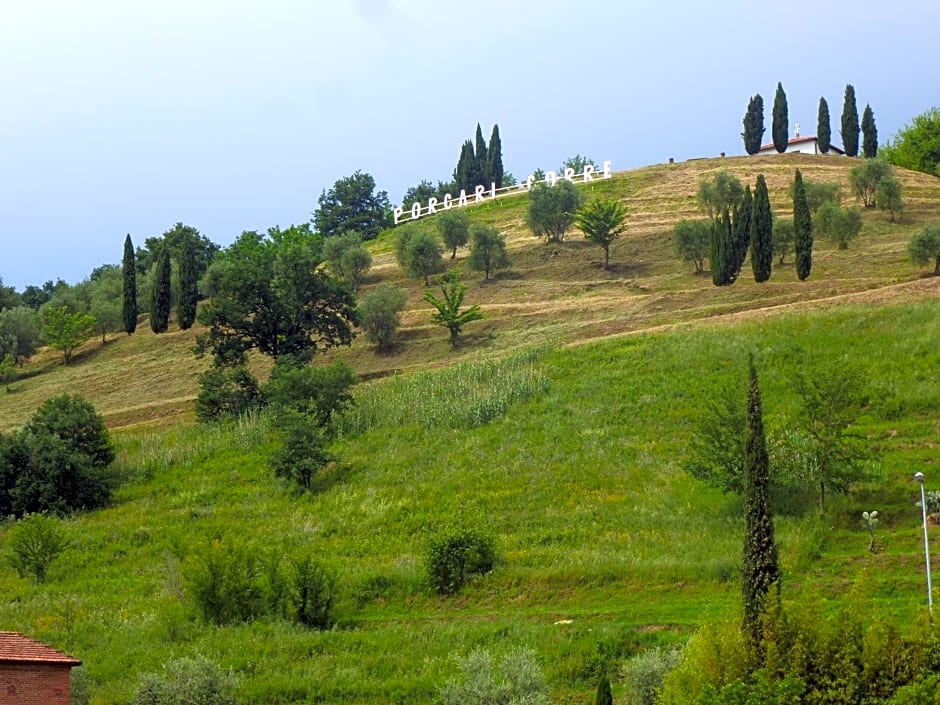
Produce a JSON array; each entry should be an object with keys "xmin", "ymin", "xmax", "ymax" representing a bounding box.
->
[{"xmin": 2, "ymin": 0, "xmax": 939, "ymax": 290}]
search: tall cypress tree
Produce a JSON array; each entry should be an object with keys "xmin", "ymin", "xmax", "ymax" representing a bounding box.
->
[
  {"xmin": 817, "ymin": 97, "xmax": 831, "ymax": 154},
  {"xmin": 742, "ymin": 94, "xmax": 765, "ymax": 155},
  {"xmin": 453, "ymin": 140, "xmax": 475, "ymax": 193},
  {"xmin": 150, "ymin": 242, "xmax": 171, "ymax": 333},
  {"xmin": 177, "ymin": 233, "xmax": 198, "ymax": 330},
  {"xmin": 732, "ymin": 185, "xmax": 753, "ymax": 279},
  {"xmin": 710, "ymin": 208, "xmax": 734, "ymax": 286},
  {"xmin": 772, "ymin": 82, "xmax": 789, "ymax": 153},
  {"xmin": 861, "ymin": 104, "xmax": 878, "ymax": 158},
  {"xmin": 750, "ymin": 175, "xmax": 773, "ymax": 283},
  {"xmin": 841, "ymin": 84, "xmax": 859, "ymax": 157},
  {"xmin": 742, "ymin": 354, "xmax": 779, "ymax": 646},
  {"xmin": 122, "ymin": 233, "xmax": 138, "ymax": 335},
  {"xmin": 473, "ymin": 123, "xmax": 488, "ymax": 186},
  {"xmin": 793, "ymin": 169, "xmax": 813, "ymax": 281},
  {"xmin": 486, "ymin": 124, "xmax": 504, "ymax": 188}
]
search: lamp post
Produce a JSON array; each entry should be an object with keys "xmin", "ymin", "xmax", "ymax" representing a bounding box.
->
[{"xmin": 914, "ymin": 471, "xmax": 933, "ymax": 614}]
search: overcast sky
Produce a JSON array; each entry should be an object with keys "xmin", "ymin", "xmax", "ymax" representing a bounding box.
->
[{"xmin": 2, "ymin": 0, "xmax": 938, "ymax": 290}]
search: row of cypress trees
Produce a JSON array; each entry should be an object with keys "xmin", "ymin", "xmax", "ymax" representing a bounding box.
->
[
  {"xmin": 742, "ymin": 83, "xmax": 877, "ymax": 158},
  {"xmin": 453, "ymin": 123, "xmax": 504, "ymax": 193}
]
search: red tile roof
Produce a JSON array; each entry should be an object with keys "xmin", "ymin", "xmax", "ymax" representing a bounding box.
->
[
  {"xmin": 0, "ymin": 632, "xmax": 81, "ymax": 666},
  {"xmin": 757, "ymin": 135, "xmax": 845, "ymax": 154}
]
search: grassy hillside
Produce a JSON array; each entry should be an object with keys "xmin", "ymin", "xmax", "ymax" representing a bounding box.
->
[{"xmin": 0, "ymin": 155, "xmax": 939, "ymax": 704}]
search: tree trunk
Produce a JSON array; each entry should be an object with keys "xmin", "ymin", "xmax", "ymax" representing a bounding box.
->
[
  {"xmin": 818, "ymin": 481, "xmax": 826, "ymax": 515},
  {"xmin": 934, "ymin": 256, "xmax": 940, "ymax": 275}
]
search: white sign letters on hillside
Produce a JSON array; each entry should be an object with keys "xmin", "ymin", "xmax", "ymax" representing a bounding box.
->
[{"xmin": 393, "ymin": 160, "xmax": 612, "ymax": 225}]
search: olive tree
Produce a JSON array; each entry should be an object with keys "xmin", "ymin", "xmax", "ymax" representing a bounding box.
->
[
  {"xmin": 526, "ymin": 180, "xmax": 584, "ymax": 242},
  {"xmin": 908, "ymin": 223, "xmax": 940, "ymax": 275}
]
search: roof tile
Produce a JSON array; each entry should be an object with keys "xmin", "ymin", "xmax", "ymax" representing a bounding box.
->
[{"xmin": 0, "ymin": 632, "xmax": 82, "ymax": 666}]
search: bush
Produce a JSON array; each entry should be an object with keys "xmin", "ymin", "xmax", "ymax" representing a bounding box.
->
[
  {"xmin": 195, "ymin": 366, "xmax": 261, "ymax": 422},
  {"xmin": 772, "ymin": 219, "xmax": 795, "ymax": 264},
  {"xmin": 187, "ymin": 539, "xmax": 265, "ymax": 625},
  {"xmin": 621, "ymin": 647, "xmax": 682, "ymax": 705},
  {"xmin": 527, "ymin": 179, "xmax": 584, "ymax": 242},
  {"xmin": 134, "ymin": 656, "xmax": 236, "ymax": 705},
  {"xmin": 263, "ymin": 358, "xmax": 356, "ymax": 426},
  {"xmin": 439, "ymin": 646, "xmax": 550, "ymax": 705},
  {"xmin": 358, "ymin": 284, "xmax": 408, "ymax": 349},
  {"xmin": 71, "ymin": 665, "xmax": 92, "ymax": 705},
  {"xmin": 673, "ymin": 219, "xmax": 711, "ymax": 273},
  {"xmin": 268, "ymin": 410, "xmax": 333, "ymax": 491},
  {"xmin": 908, "ymin": 223, "xmax": 940, "ymax": 275},
  {"xmin": 6, "ymin": 513, "xmax": 69, "ymax": 583},
  {"xmin": 426, "ymin": 527, "xmax": 497, "ymax": 595},
  {"xmin": 815, "ymin": 200, "xmax": 863, "ymax": 250},
  {"xmin": 285, "ymin": 554, "xmax": 335, "ymax": 629},
  {"xmin": 876, "ymin": 175, "xmax": 904, "ymax": 222}
]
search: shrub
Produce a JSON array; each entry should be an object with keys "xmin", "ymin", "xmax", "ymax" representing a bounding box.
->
[
  {"xmin": 6, "ymin": 513, "xmax": 69, "ymax": 583},
  {"xmin": 876, "ymin": 175, "xmax": 904, "ymax": 222},
  {"xmin": 263, "ymin": 358, "xmax": 356, "ymax": 426},
  {"xmin": 286, "ymin": 554, "xmax": 336, "ymax": 629},
  {"xmin": 908, "ymin": 223, "xmax": 940, "ymax": 275},
  {"xmin": 772, "ymin": 218, "xmax": 795, "ymax": 264},
  {"xmin": 195, "ymin": 366, "xmax": 261, "ymax": 422},
  {"xmin": 673, "ymin": 219, "xmax": 711, "ymax": 273},
  {"xmin": 187, "ymin": 539, "xmax": 265, "ymax": 625},
  {"xmin": 815, "ymin": 200, "xmax": 863, "ymax": 249},
  {"xmin": 527, "ymin": 179, "xmax": 584, "ymax": 242},
  {"xmin": 268, "ymin": 410, "xmax": 333, "ymax": 491},
  {"xmin": 359, "ymin": 284, "xmax": 408, "ymax": 349},
  {"xmin": 134, "ymin": 656, "xmax": 236, "ymax": 705},
  {"xmin": 621, "ymin": 647, "xmax": 683, "ymax": 705},
  {"xmin": 439, "ymin": 646, "xmax": 550, "ymax": 705},
  {"xmin": 426, "ymin": 527, "xmax": 497, "ymax": 595},
  {"xmin": 71, "ymin": 665, "xmax": 92, "ymax": 705}
]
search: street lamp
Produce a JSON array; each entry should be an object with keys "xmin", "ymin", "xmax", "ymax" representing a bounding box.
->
[{"xmin": 914, "ymin": 471, "xmax": 933, "ymax": 614}]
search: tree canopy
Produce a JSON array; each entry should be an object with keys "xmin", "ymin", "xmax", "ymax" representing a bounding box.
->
[
  {"xmin": 575, "ymin": 198, "xmax": 628, "ymax": 269},
  {"xmin": 817, "ymin": 96, "xmax": 831, "ymax": 154},
  {"xmin": 772, "ymin": 82, "xmax": 788, "ymax": 153},
  {"xmin": 526, "ymin": 181, "xmax": 584, "ymax": 243},
  {"xmin": 742, "ymin": 94, "xmax": 765, "ymax": 155},
  {"xmin": 881, "ymin": 107, "xmax": 940, "ymax": 176},
  {"xmin": 841, "ymin": 84, "xmax": 860, "ymax": 158},
  {"xmin": 313, "ymin": 171, "xmax": 392, "ymax": 241}
]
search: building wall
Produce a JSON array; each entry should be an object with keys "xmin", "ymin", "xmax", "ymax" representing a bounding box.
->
[{"xmin": 0, "ymin": 663, "xmax": 72, "ymax": 705}]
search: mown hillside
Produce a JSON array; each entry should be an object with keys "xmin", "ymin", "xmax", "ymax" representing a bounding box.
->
[{"xmin": 1, "ymin": 155, "xmax": 939, "ymax": 704}]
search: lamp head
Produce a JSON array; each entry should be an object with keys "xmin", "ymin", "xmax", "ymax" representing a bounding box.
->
[{"xmin": 914, "ymin": 471, "xmax": 925, "ymax": 484}]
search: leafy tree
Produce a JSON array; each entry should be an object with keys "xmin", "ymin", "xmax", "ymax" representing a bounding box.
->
[
  {"xmin": 313, "ymin": 170, "xmax": 392, "ymax": 240},
  {"xmin": 486, "ymin": 124, "xmax": 504, "ymax": 188},
  {"xmin": 0, "ymin": 354, "xmax": 15, "ymax": 391},
  {"xmin": 358, "ymin": 284, "xmax": 408, "ymax": 349},
  {"xmin": 741, "ymin": 356, "xmax": 779, "ymax": 647},
  {"xmin": 815, "ymin": 200, "xmax": 863, "ymax": 249},
  {"xmin": 195, "ymin": 366, "xmax": 261, "ymax": 422},
  {"xmin": 122, "ymin": 234, "xmax": 138, "ymax": 334},
  {"xmin": 575, "ymin": 198, "xmax": 629, "ymax": 269},
  {"xmin": 134, "ymin": 656, "xmax": 236, "ymax": 705},
  {"xmin": 908, "ymin": 223, "xmax": 940, "ymax": 275},
  {"xmin": 285, "ymin": 554, "xmax": 335, "ymax": 629},
  {"xmin": 440, "ymin": 647, "xmax": 549, "ymax": 705},
  {"xmin": 322, "ymin": 231, "xmax": 372, "ymax": 291},
  {"xmin": 177, "ymin": 233, "xmax": 198, "ymax": 329},
  {"xmin": 269, "ymin": 410, "xmax": 333, "ymax": 491},
  {"xmin": 401, "ymin": 180, "xmax": 440, "ymax": 209},
  {"xmin": 875, "ymin": 175, "xmax": 904, "ymax": 222},
  {"xmin": 197, "ymin": 227, "xmax": 357, "ymax": 365},
  {"xmin": 526, "ymin": 180, "xmax": 584, "ymax": 243},
  {"xmin": 841, "ymin": 84, "xmax": 860, "ymax": 158},
  {"xmin": 20, "ymin": 282, "xmax": 54, "ymax": 310},
  {"xmin": 560, "ymin": 154, "xmax": 597, "ymax": 174},
  {"xmin": 426, "ymin": 527, "xmax": 497, "ymax": 595},
  {"xmin": 403, "ymin": 229, "xmax": 445, "ymax": 285},
  {"xmin": 789, "ymin": 179, "xmax": 842, "ymax": 214},
  {"xmin": 750, "ymin": 175, "xmax": 773, "ymax": 282},
  {"xmin": 468, "ymin": 223, "xmax": 511, "ymax": 281},
  {"xmin": 772, "ymin": 218, "xmax": 795, "ymax": 264},
  {"xmin": 0, "ymin": 277, "xmax": 20, "ymax": 311},
  {"xmin": 683, "ymin": 380, "xmax": 747, "ymax": 494},
  {"xmin": 423, "ymin": 269, "xmax": 483, "ymax": 347},
  {"xmin": 742, "ymin": 94, "xmax": 765, "ymax": 155},
  {"xmin": 150, "ymin": 243, "xmax": 171, "ymax": 333},
  {"xmin": 143, "ymin": 223, "xmax": 218, "ymax": 284},
  {"xmin": 772, "ymin": 82, "xmax": 788, "ymax": 153},
  {"xmin": 394, "ymin": 223, "xmax": 420, "ymax": 268},
  {"xmin": 861, "ymin": 104, "xmax": 878, "ymax": 158},
  {"xmin": 88, "ymin": 268, "xmax": 124, "ymax": 343},
  {"xmin": 697, "ymin": 170, "xmax": 743, "ymax": 221},
  {"xmin": 436, "ymin": 209, "xmax": 471, "ymax": 259},
  {"xmin": 881, "ymin": 107, "xmax": 940, "ymax": 176},
  {"xmin": 817, "ymin": 96, "xmax": 831, "ymax": 154},
  {"xmin": 793, "ymin": 170, "xmax": 813, "ymax": 281},
  {"xmin": 42, "ymin": 306, "xmax": 95, "ymax": 364},
  {"xmin": 264, "ymin": 358, "xmax": 356, "ymax": 426},
  {"xmin": 0, "ymin": 306, "xmax": 43, "ymax": 363},
  {"xmin": 850, "ymin": 157, "xmax": 893, "ymax": 207},
  {"xmin": 709, "ymin": 209, "xmax": 735, "ymax": 286},
  {"xmin": 6, "ymin": 513, "xmax": 69, "ymax": 583},
  {"xmin": 672, "ymin": 219, "xmax": 712, "ymax": 273}
]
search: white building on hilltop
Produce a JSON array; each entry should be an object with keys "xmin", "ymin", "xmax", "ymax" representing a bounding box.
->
[{"xmin": 756, "ymin": 123, "xmax": 845, "ymax": 156}]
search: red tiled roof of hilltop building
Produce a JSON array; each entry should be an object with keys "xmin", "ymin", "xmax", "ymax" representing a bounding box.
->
[
  {"xmin": 757, "ymin": 135, "xmax": 846, "ymax": 154},
  {"xmin": 0, "ymin": 632, "xmax": 82, "ymax": 666}
]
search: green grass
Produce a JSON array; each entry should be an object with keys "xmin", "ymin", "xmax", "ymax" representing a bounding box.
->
[{"xmin": 2, "ymin": 298, "xmax": 939, "ymax": 703}]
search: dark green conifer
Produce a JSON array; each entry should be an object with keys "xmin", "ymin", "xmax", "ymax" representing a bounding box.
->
[
  {"xmin": 772, "ymin": 82, "xmax": 788, "ymax": 153},
  {"xmin": 793, "ymin": 169, "xmax": 813, "ymax": 281},
  {"xmin": 841, "ymin": 84, "xmax": 860, "ymax": 157},
  {"xmin": 473, "ymin": 123, "xmax": 488, "ymax": 186},
  {"xmin": 486, "ymin": 124, "xmax": 504, "ymax": 188},
  {"xmin": 750, "ymin": 175, "xmax": 773, "ymax": 283},
  {"xmin": 862, "ymin": 104, "xmax": 878, "ymax": 158},
  {"xmin": 817, "ymin": 97, "xmax": 831, "ymax": 154},
  {"xmin": 150, "ymin": 242, "xmax": 171, "ymax": 334},
  {"xmin": 710, "ymin": 208, "xmax": 734, "ymax": 286},
  {"xmin": 742, "ymin": 94, "xmax": 765, "ymax": 155},
  {"xmin": 453, "ymin": 140, "xmax": 475, "ymax": 193},
  {"xmin": 742, "ymin": 354, "xmax": 779, "ymax": 646},
  {"xmin": 177, "ymin": 233, "xmax": 198, "ymax": 330},
  {"xmin": 595, "ymin": 674, "xmax": 613, "ymax": 705},
  {"xmin": 122, "ymin": 233, "xmax": 138, "ymax": 335},
  {"xmin": 731, "ymin": 185, "xmax": 752, "ymax": 279}
]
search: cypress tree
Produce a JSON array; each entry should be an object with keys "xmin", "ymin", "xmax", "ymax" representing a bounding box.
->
[
  {"xmin": 595, "ymin": 674, "xmax": 613, "ymax": 705},
  {"xmin": 473, "ymin": 123, "xmax": 488, "ymax": 186},
  {"xmin": 817, "ymin": 97, "xmax": 831, "ymax": 154},
  {"xmin": 793, "ymin": 169, "xmax": 813, "ymax": 281},
  {"xmin": 861, "ymin": 104, "xmax": 878, "ymax": 158},
  {"xmin": 741, "ymin": 354, "xmax": 779, "ymax": 646},
  {"xmin": 453, "ymin": 140, "xmax": 474, "ymax": 193},
  {"xmin": 122, "ymin": 233, "xmax": 138, "ymax": 335},
  {"xmin": 710, "ymin": 208, "xmax": 734, "ymax": 286},
  {"xmin": 772, "ymin": 82, "xmax": 788, "ymax": 153},
  {"xmin": 750, "ymin": 175, "xmax": 773, "ymax": 283},
  {"xmin": 177, "ymin": 233, "xmax": 198, "ymax": 330},
  {"xmin": 841, "ymin": 84, "xmax": 859, "ymax": 157},
  {"xmin": 150, "ymin": 242, "xmax": 171, "ymax": 334},
  {"xmin": 486, "ymin": 124, "xmax": 504, "ymax": 188},
  {"xmin": 731, "ymin": 185, "xmax": 752, "ymax": 279},
  {"xmin": 742, "ymin": 94, "xmax": 765, "ymax": 155}
]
